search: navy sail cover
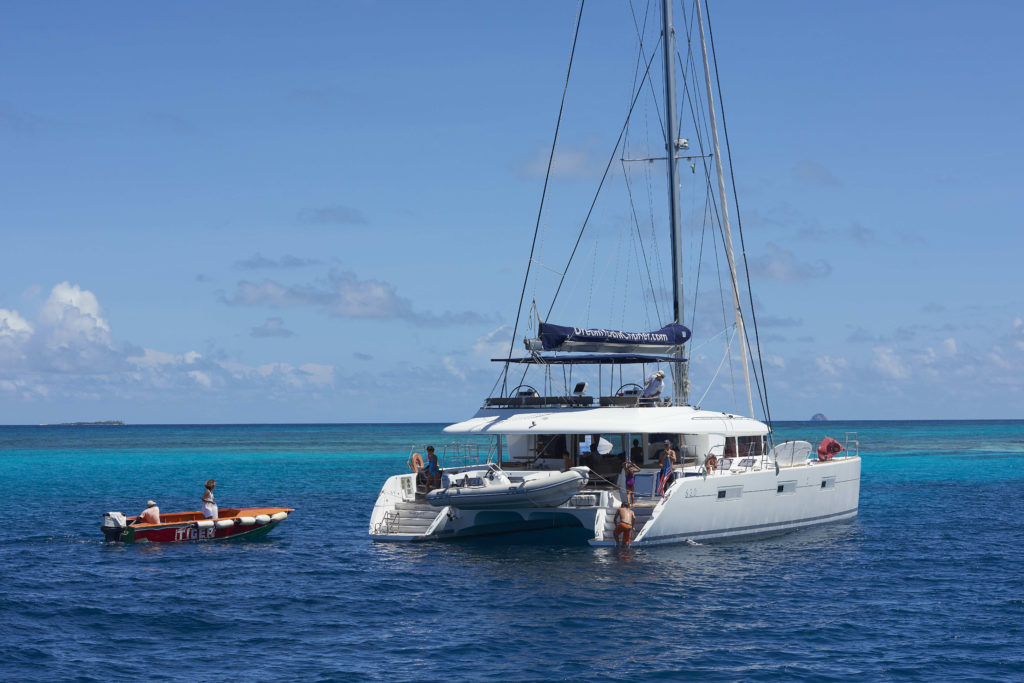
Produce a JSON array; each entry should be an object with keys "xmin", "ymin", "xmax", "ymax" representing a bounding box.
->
[{"xmin": 529, "ymin": 322, "xmax": 691, "ymax": 354}]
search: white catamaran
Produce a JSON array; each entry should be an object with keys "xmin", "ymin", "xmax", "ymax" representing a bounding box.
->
[{"xmin": 370, "ymin": 0, "xmax": 860, "ymax": 546}]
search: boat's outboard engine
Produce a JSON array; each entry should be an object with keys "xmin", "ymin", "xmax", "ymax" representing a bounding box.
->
[{"xmin": 101, "ymin": 512, "xmax": 127, "ymax": 542}]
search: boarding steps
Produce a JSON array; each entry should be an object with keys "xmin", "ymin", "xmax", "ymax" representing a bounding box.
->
[
  {"xmin": 383, "ymin": 501, "xmax": 443, "ymax": 537},
  {"xmin": 598, "ymin": 504, "xmax": 656, "ymax": 542}
]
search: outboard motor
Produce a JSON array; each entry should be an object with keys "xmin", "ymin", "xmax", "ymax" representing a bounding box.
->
[{"xmin": 101, "ymin": 512, "xmax": 128, "ymax": 542}]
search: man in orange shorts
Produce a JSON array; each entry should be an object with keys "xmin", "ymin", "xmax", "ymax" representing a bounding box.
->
[{"xmin": 613, "ymin": 501, "xmax": 635, "ymax": 546}]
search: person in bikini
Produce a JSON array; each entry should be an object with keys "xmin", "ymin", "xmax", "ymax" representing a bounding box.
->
[
  {"xmin": 614, "ymin": 501, "xmax": 636, "ymax": 547},
  {"xmin": 622, "ymin": 459, "xmax": 641, "ymax": 506}
]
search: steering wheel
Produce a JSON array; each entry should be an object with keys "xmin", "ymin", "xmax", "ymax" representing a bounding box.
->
[
  {"xmin": 615, "ymin": 383, "xmax": 644, "ymax": 397},
  {"xmin": 510, "ymin": 384, "xmax": 539, "ymax": 397}
]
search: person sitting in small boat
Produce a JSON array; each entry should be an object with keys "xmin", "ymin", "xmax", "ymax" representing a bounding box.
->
[
  {"xmin": 614, "ymin": 501, "xmax": 635, "ymax": 547},
  {"xmin": 202, "ymin": 479, "xmax": 218, "ymax": 519},
  {"xmin": 423, "ymin": 447, "xmax": 441, "ymax": 492},
  {"xmin": 135, "ymin": 500, "xmax": 160, "ymax": 525},
  {"xmin": 641, "ymin": 369, "xmax": 665, "ymax": 400}
]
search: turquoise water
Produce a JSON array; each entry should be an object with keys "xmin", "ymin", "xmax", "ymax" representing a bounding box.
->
[{"xmin": 1, "ymin": 421, "xmax": 1023, "ymax": 681}]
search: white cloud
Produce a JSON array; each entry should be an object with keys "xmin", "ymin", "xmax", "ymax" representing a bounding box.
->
[
  {"xmin": 299, "ymin": 363, "xmax": 335, "ymax": 387},
  {"xmin": 443, "ymin": 356, "xmax": 466, "ymax": 381},
  {"xmin": 188, "ymin": 370, "xmax": 213, "ymax": 388},
  {"xmin": 815, "ymin": 355, "xmax": 847, "ymax": 376},
  {"xmin": 222, "ymin": 269, "xmax": 491, "ymax": 327},
  {"xmin": 0, "ymin": 308, "xmax": 33, "ymax": 337},
  {"xmin": 749, "ymin": 243, "xmax": 831, "ymax": 282},
  {"xmin": 0, "ymin": 282, "xmax": 340, "ymax": 407},
  {"xmin": 872, "ymin": 346, "xmax": 909, "ymax": 380},
  {"xmin": 473, "ymin": 325, "xmax": 513, "ymax": 359},
  {"xmin": 516, "ymin": 143, "xmax": 602, "ymax": 180},
  {"xmin": 251, "ymin": 317, "xmax": 294, "ymax": 338},
  {"xmin": 38, "ymin": 283, "xmax": 110, "ymax": 347},
  {"xmin": 128, "ymin": 348, "xmax": 202, "ymax": 368}
]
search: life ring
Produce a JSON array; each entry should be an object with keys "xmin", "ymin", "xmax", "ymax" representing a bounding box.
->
[{"xmin": 704, "ymin": 454, "xmax": 718, "ymax": 472}]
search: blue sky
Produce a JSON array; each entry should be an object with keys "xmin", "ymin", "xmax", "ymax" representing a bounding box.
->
[{"xmin": 1, "ymin": 1, "xmax": 1022, "ymax": 424}]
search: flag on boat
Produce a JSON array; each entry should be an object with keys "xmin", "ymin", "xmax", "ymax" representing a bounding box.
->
[
  {"xmin": 527, "ymin": 322, "xmax": 691, "ymax": 354},
  {"xmin": 656, "ymin": 458, "xmax": 674, "ymax": 496}
]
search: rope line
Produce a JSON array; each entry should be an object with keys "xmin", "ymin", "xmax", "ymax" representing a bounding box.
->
[{"xmin": 704, "ymin": 0, "xmax": 773, "ymax": 432}]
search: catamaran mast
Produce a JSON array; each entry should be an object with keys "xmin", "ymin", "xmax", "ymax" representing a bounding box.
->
[
  {"xmin": 694, "ymin": 0, "xmax": 755, "ymax": 417},
  {"xmin": 661, "ymin": 0, "xmax": 688, "ymax": 404}
]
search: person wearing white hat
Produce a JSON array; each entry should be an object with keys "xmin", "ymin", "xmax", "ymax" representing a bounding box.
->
[
  {"xmin": 641, "ymin": 369, "xmax": 665, "ymax": 398},
  {"xmin": 136, "ymin": 500, "xmax": 161, "ymax": 525}
]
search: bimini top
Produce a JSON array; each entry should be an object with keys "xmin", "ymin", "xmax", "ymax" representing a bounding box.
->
[
  {"xmin": 494, "ymin": 353, "xmax": 686, "ymax": 365},
  {"xmin": 443, "ymin": 405, "xmax": 768, "ymax": 436}
]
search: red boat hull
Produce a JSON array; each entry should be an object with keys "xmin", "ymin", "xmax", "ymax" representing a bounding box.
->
[{"xmin": 104, "ymin": 507, "xmax": 294, "ymax": 543}]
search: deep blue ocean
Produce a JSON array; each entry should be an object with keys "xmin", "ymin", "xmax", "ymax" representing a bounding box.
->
[{"xmin": 1, "ymin": 420, "xmax": 1022, "ymax": 681}]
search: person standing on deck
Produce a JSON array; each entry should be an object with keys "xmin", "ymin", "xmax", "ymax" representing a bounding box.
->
[
  {"xmin": 202, "ymin": 479, "xmax": 218, "ymax": 519},
  {"xmin": 641, "ymin": 370, "xmax": 665, "ymax": 399},
  {"xmin": 614, "ymin": 501, "xmax": 635, "ymax": 547},
  {"xmin": 657, "ymin": 441, "xmax": 678, "ymax": 496},
  {"xmin": 630, "ymin": 438, "xmax": 643, "ymax": 463},
  {"xmin": 622, "ymin": 460, "xmax": 640, "ymax": 506},
  {"xmin": 658, "ymin": 440, "xmax": 678, "ymax": 469},
  {"xmin": 410, "ymin": 451, "xmax": 426, "ymax": 490}
]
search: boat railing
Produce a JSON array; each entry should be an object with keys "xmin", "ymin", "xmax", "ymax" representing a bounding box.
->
[
  {"xmin": 484, "ymin": 394, "xmax": 676, "ymax": 408},
  {"xmin": 410, "ymin": 442, "xmax": 494, "ymax": 470},
  {"xmin": 844, "ymin": 432, "xmax": 860, "ymax": 458},
  {"xmin": 372, "ymin": 510, "xmax": 399, "ymax": 535},
  {"xmin": 484, "ymin": 395, "xmax": 593, "ymax": 408}
]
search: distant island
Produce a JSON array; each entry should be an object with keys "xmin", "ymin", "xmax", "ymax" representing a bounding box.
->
[
  {"xmin": 810, "ymin": 413, "xmax": 828, "ymax": 422},
  {"xmin": 56, "ymin": 421, "xmax": 125, "ymax": 426}
]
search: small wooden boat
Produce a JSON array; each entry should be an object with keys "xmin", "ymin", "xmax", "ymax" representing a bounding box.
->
[{"xmin": 101, "ymin": 507, "xmax": 294, "ymax": 543}]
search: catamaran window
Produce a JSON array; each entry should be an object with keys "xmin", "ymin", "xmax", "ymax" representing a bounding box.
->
[
  {"xmin": 675, "ymin": 435, "xmax": 703, "ymax": 463},
  {"xmin": 647, "ymin": 433, "xmax": 675, "ymax": 465},
  {"xmin": 530, "ymin": 434, "xmax": 569, "ymax": 462},
  {"xmin": 737, "ymin": 435, "xmax": 764, "ymax": 456},
  {"xmin": 600, "ymin": 434, "xmax": 626, "ymax": 458}
]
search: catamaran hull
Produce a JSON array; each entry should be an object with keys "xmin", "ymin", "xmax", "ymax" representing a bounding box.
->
[
  {"xmin": 369, "ymin": 458, "xmax": 859, "ymax": 545},
  {"xmin": 591, "ymin": 457, "xmax": 861, "ymax": 547}
]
